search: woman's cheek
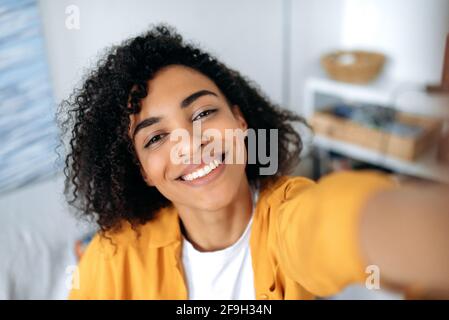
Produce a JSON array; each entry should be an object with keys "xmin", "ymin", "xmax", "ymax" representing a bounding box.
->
[{"xmin": 142, "ymin": 149, "xmax": 169, "ymax": 185}]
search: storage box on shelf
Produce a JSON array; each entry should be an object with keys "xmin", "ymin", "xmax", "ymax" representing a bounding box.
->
[
  {"xmin": 304, "ymin": 76, "xmax": 449, "ymax": 184},
  {"xmin": 311, "ymin": 109, "xmax": 442, "ymax": 161}
]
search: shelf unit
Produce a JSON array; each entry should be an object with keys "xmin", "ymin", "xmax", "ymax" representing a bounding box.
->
[{"xmin": 303, "ymin": 76, "xmax": 449, "ymax": 184}]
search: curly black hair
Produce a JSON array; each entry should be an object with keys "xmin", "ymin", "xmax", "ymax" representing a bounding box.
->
[{"xmin": 57, "ymin": 24, "xmax": 308, "ymax": 236}]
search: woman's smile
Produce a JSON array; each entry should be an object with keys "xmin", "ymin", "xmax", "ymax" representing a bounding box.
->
[{"xmin": 176, "ymin": 151, "xmax": 227, "ymax": 187}]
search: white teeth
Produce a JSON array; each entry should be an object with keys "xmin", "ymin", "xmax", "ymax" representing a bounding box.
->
[{"xmin": 181, "ymin": 158, "xmax": 222, "ymax": 181}]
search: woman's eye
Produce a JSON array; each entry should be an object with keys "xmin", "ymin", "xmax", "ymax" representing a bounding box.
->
[
  {"xmin": 193, "ymin": 109, "xmax": 217, "ymax": 122},
  {"xmin": 144, "ymin": 133, "xmax": 166, "ymax": 149}
]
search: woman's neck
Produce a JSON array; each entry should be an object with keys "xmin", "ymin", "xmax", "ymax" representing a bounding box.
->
[{"xmin": 176, "ymin": 177, "xmax": 253, "ymax": 252}]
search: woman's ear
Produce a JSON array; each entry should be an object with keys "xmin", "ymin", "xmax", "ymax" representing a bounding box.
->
[{"xmin": 231, "ymin": 105, "xmax": 248, "ymax": 131}]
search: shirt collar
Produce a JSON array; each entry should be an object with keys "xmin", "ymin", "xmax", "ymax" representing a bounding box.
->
[
  {"xmin": 144, "ymin": 204, "xmax": 182, "ymax": 248},
  {"xmin": 144, "ymin": 176, "xmax": 288, "ymax": 248}
]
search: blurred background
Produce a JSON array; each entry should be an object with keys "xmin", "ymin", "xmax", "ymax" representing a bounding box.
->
[{"xmin": 0, "ymin": 0, "xmax": 448, "ymax": 299}]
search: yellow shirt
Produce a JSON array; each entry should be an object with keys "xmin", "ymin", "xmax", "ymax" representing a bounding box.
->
[{"xmin": 69, "ymin": 170, "xmax": 395, "ymax": 300}]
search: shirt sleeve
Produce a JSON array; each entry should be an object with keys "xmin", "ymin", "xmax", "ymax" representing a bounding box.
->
[
  {"xmin": 68, "ymin": 233, "xmax": 115, "ymax": 300},
  {"xmin": 276, "ymin": 170, "xmax": 397, "ymax": 297}
]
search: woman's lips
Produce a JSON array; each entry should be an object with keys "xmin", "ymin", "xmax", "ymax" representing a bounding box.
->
[
  {"xmin": 177, "ymin": 152, "xmax": 226, "ymax": 187},
  {"xmin": 177, "ymin": 152, "xmax": 225, "ymax": 178}
]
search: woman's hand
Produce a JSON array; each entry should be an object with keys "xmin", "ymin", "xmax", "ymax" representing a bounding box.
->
[{"xmin": 360, "ymin": 182, "xmax": 449, "ymax": 298}]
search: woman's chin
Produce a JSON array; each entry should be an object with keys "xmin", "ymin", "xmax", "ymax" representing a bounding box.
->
[
  {"xmin": 172, "ymin": 164, "xmax": 246, "ymax": 210},
  {"xmin": 193, "ymin": 184, "xmax": 236, "ymax": 209}
]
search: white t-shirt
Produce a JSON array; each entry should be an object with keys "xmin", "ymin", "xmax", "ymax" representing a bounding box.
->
[{"xmin": 181, "ymin": 187, "xmax": 259, "ymax": 300}]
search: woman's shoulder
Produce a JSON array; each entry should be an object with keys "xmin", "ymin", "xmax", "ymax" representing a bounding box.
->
[
  {"xmin": 260, "ymin": 170, "xmax": 395, "ymax": 206},
  {"xmin": 259, "ymin": 175, "xmax": 316, "ymax": 206},
  {"xmin": 84, "ymin": 205, "xmax": 179, "ymax": 258}
]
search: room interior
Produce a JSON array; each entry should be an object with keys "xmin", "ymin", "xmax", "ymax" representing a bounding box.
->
[{"xmin": 0, "ymin": 0, "xmax": 448, "ymax": 299}]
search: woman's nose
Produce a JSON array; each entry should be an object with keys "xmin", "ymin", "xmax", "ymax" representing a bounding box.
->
[{"xmin": 173, "ymin": 126, "xmax": 209, "ymax": 164}]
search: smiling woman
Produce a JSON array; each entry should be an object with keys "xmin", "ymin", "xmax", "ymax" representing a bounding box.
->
[
  {"xmin": 58, "ymin": 24, "xmax": 449, "ymax": 300},
  {"xmin": 58, "ymin": 24, "xmax": 308, "ymax": 299},
  {"xmin": 58, "ymin": 24, "xmax": 305, "ymax": 240}
]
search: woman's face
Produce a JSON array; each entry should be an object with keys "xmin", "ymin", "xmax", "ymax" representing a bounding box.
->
[{"xmin": 128, "ymin": 65, "xmax": 249, "ymax": 211}]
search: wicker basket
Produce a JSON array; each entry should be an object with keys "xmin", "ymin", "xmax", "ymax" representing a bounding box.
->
[{"xmin": 321, "ymin": 50, "xmax": 386, "ymax": 84}]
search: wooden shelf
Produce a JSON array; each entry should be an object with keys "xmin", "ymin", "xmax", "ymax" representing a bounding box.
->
[
  {"xmin": 304, "ymin": 76, "xmax": 449, "ymax": 118},
  {"xmin": 314, "ymin": 135, "xmax": 449, "ymax": 184},
  {"xmin": 304, "ymin": 76, "xmax": 449, "ymax": 183}
]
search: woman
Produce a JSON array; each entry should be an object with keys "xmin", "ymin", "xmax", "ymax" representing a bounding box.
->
[{"xmin": 59, "ymin": 25, "xmax": 449, "ymax": 300}]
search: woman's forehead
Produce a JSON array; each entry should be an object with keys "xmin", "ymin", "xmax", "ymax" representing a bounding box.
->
[
  {"xmin": 145, "ymin": 65, "xmax": 220, "ymax": 103},
  {"xmin": 140, "ymin": 66, "xmax": 223, "ymax": 113},
  {"xmin": 128, "ymin": 65, "xmax": 225, "ymax": 135}
]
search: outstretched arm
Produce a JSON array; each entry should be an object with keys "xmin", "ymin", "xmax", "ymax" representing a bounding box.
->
[
  {"xmin": 360, "ymin": 182, "xmax": 449, "ymax": 298},
  {"xmin": 277, "ymin": 171, "xmax": 449, "ymax": 298}
]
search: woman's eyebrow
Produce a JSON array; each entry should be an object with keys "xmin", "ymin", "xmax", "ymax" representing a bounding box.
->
[
  {"xmin": 132, "ymin": 89, "xmax": 218, "ymax": 140},
  {"xmin": 132, "ymin": 116, "xmax": 161, "ymax": 141},
  {"xmin": 180, "ymin": 89, "xmax": 218, "ymax": 108}
]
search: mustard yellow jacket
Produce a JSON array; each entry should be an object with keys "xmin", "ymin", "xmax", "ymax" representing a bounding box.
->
[{"xmin": 69, "ymin": 170, "xmax": 395, "ymax": 300}]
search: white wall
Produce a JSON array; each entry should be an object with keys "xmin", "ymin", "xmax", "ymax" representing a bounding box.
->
[
  {"xmin": 37, "ymin": 0, "xmax": 348, "ymax": 114},
  {"xmin": 38, "ymin": 0, "xmax": 449, "ymax": 115},
  {"xmin": 289, "ymin": 0, "xmax": 345, "ymax": 112},
  {"xmin": 341, "ymin": 0, "xmax": 449, "ymax": 84},
  {"xmin": 38, "ymin": 0, "xmax": 285, "ymax": 105}
]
